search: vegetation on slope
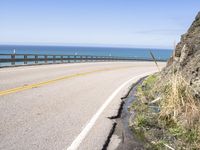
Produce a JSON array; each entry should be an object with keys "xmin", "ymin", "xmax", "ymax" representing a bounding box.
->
[{"xmin": 130, "ymin": 73, "xmax": 200, "ymax": 149}]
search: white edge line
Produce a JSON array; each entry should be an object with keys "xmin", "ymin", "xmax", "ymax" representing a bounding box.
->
[{"xmin": 66, "ymin": 71, "xmax": 155, "ymax": 150}]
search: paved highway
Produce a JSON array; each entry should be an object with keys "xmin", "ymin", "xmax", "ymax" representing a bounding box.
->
[{"xmin": 0, "ymin": 62, "xmax": 165, "ymax": 150}]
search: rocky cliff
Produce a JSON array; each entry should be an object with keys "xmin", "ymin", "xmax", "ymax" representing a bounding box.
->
[{"xmin": 165, "ymin": 12, "xmax": 200, "ymax": 97}]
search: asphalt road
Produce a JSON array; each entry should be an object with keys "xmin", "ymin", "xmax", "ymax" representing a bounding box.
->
[{"xmin": 0, "ymin": 62, "xmax": 166, "ymax": 150}]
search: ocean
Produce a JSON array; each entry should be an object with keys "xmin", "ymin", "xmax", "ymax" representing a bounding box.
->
[{"xmin": 0, "ymin": 45, "xmax": 172, "ymax": 60}]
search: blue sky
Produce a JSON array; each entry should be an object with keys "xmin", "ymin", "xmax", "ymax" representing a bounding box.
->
[{"xmin": 0, "ymin": 0, "xmax": 199, "ymax": 48}]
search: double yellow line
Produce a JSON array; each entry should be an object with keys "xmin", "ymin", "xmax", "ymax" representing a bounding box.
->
[{"xmin": 0, "ymin": 66, "xmax": 132, "ymax": 96}]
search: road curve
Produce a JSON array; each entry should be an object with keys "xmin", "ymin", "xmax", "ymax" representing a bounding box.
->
[{"xmin": 0, "ymin": 62, "xmax": 165, "ymax": 150}]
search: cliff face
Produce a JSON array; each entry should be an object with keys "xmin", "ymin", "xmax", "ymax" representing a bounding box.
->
[{"xmin": 165, "ymin": 12, "xmax": 200, "ymax": 97}]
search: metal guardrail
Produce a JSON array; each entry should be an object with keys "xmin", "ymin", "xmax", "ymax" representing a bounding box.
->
[{"xmin": 0, "ymin": 54, "xmax": 167, "ymax": 67}]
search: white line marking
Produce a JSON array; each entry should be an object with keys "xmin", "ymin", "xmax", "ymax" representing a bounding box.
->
[{"xmin": 66, "ymin": 71, "xmax": 155, "ymax": 150}]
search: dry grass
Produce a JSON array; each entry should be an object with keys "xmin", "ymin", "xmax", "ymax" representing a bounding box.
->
[
  {"xmin": 159, "ymin": 72, "xmax": 200, "ymax": 128},
  {"xmin": 132, "ymin": 70, "xmax": 200, "ymax": 149}
]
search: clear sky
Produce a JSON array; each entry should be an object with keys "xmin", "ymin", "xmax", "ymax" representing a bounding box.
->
[{"xmin": 0, "ymin": 0, "xmax": 199, "ymax": 48}]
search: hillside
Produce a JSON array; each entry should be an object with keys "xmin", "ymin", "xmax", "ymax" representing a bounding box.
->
[{"xmin": 130, "ymin": 12, "xmax": 200, "ymax": 149}]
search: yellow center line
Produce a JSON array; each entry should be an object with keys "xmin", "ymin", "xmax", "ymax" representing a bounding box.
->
[{"xmin": 0, "ymin": 66, "xmax": 133, "ymax": 96}]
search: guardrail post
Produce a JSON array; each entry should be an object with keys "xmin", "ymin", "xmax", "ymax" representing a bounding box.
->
[
  {"xmin": 68, "ymin": 56, "xmax": 70, "ymax": 63},
  {"xmin": 61, "ymin": 56, "xmax": 63, "ymax": 63},
  {"xmin": 45, "ymin": 55, "xmax": 48, "ymax": 64},
  {"xmin": 11, "ymin": 54, "xmax": 15, "ymax": 65},
  {"xmin": 53, "ymin": 56, "xmax": 56, "ymax": 63},
  {"xmin": 24, "ymin": 55, "xmax": 28, "ymax": 64},
  {"xmin": 80, "ymin": 56, "xmax": 82, "ymax": 63},
  {"xmin": 74, "ymin": 55, "xmax": 76, "ymax": 63},
  {"xmin": 35, "ymin": 55, "xmax": 38, "ymax": 64}
]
